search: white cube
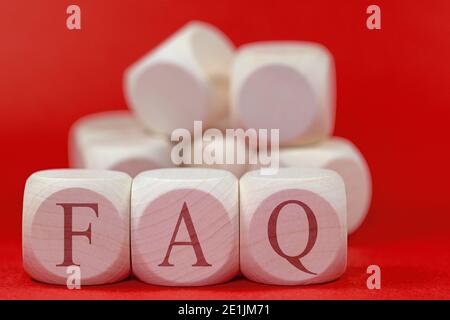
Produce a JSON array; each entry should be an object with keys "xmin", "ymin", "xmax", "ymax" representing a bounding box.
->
[
  {"xmin": 240, "ymin": 168, "xmax": 347, "ymax": 285},
  {"xmin": 124, "ymin": 21, "xmax": 235, "ymax": 135},
  {"xmin": 186, "ymin": 134, "xmax": 255, "ymax": 178},
  {"xmin": 22, "ymin": 169, "xmax": 131, "ymax": 285},
  {"xmin": 278, "ymin": 137, "xmax": 372, "ymax": 234},
  {"xmin": 231, "ymin": 42, "xmax": 335, "ymax": 146},
  {"xmin": 69, "ymin": 111, "xmax": 174, "ymax": 177},
  {"xmin": 131, "ymin": 168, "xmax": 239, "ymax": 286}
]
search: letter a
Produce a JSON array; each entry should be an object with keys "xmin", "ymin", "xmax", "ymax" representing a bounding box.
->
[
  {"xmin": 366, "ymin": 5, "xmax": 381, "ymax": 30},
  {"xmin": 159, "ymin": 202, "xmax": 211, "ymax": 267},
  {"xmin": 366, "ymin": 265, "xmax": 381, "ymax": 289},
  {"xmin": 66, "ymin": 266, "xmax": 81, "ymax": 289},
  {"xmin": 66, "ymin": 5, "xmax": 81, "ymax": 30}
]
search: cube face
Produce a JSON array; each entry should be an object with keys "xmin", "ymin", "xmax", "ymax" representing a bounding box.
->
[
  {"xmin": 240, "ymin": 168, "xmax": 347, "ymax": 285},
  {"xmin": 127, "ymin": 63, "xmax": 210, "ymax": 134},
  {"xmin": 231, "ymin": 42, "xmax": 335, "ymax": 146},
  {"xmin": 22, "ymin": 170, "xmax": 131, "ymax": 285},
  {"xmin": 131, "ymin": 168, "xmax": 239, "ymax": 286},
  {"xmin": 235, "ymin": 65, "xmax": 317, "ymax": 144}
]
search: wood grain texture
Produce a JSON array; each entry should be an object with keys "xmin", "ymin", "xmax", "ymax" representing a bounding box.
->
[
  {"xmin": 69, "ymin": 111, "xmax": 174, "ymax": 177},
  {"xmin": 186, "ymin": 135, "xmax": 255, "ymax": 178},
  {"xmin": 278, "ymin": 137, "xmax": 372, "ymax": 234},
  {"xmin": 124, "ymin": 21, "xmax": 235, "ymax": 135},
  {"xmin": 69, "ymin": 110, "xmax": 141, "ymax": 168},
  {"xmin": 22, "ymin": 169, "xmax": 131, "ymax": 285},
  {"xmin": 131, "ymin": 168, "xmax": 239, "ymax": 286},
  {"xmin": 231, "ymin": 42, "xmax": 335, "ymax": 146},
  {"xmin": 240, "ymin": 168, "xmax": 347, "ymax": 285}
]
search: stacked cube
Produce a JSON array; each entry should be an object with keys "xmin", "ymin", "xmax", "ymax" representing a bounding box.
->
[{"xmin": 23, "ymin": 21, "xmax": 372, "ymax": 287}]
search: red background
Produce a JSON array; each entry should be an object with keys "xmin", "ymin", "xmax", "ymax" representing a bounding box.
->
[{"xmin": 1, "ymin": 0, "xmax": 449, "ymax": 299}]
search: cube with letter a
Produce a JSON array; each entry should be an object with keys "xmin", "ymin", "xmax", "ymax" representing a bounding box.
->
[
  {"xmin": 240, "ymin": 168, "xmax": 347, "ymax": 285},
  {"xmin": 22, "ymin": 169, "xmax": 131, "ymax": 285},
  {"xmin": 131, "ymin": 168, "xmax": 239, "ymax": 286}
]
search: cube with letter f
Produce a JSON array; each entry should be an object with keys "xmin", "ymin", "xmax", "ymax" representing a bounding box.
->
[{"xmin": 22, "ymin": 169, "xmax": 131, "ymax": 285}]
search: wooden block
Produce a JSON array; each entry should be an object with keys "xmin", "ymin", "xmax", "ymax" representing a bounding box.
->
[
  {"xmin": 240, "ymin": 168, "xmax": 347, "ymax": 285},
  {"xmin": 69, "ymin": 111, "xmax": 174, "ymax": 177},
  {"xmin": 214, "ymin": 115, "xmax": 239, "ymax": 131},
  {"xmin": 131, "ymin": 168, "xmax": 239, "ymax": 286},
  {"xmin": 80, "ymin": 135, "xmax": 173, "ymax": 178},
  {"xmin": 278, "ymin": 137, "xmax": 372, "ymax": 234},
  {"xmin": 124, "ymin": 21, "xmax": 235, "ymax": 135},
  {"xmin": 22, "ymin": 169, "xmax": 131, "ymax": 285},
  {"xmin": 69, "ymin": 111, "xmax": 142, "ymax": 168},
  {"xmin": 186, "ymin": 135, "xmax": 255, "ymax": 178},
  {"xmin": 231, "ymin": 42, "xmax": 335, "ymax": 146}
]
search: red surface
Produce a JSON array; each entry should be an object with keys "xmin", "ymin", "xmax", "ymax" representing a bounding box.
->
[
  {"xmin": 2, "ymin": 237, "xmax": 449, "ymax": 299},
  {"xmin": 1, "ymin": 0, "xmax": 450, "ymax": 299}
]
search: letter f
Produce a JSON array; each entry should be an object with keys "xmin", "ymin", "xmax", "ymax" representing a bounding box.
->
[{"xmin": 56, "ymin": 203, "xmax": 99, "ymax": 267}]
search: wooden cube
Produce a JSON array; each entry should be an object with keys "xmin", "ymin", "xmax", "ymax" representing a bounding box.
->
[
  {"xmin": 69, "ymin": 111, "xmax": 141, "ymax": 168},
  {"xmin": 22, "ymin": 169, "xmax": 131, "ymax": 285},
  {"xmin": 69, "ymin": 111, "xmax": 173, "ymax": 177},
  {"xmin": 240, "ymin": 168, "xmax": 347, "ymax": 285},
  {"xmin": 131, "ymin": 168, "xmax": 239, "ymax": 286},
  {"xmin": 231, "ymin": 42, "xmax": 335, "ymax": 146},
  {"xmin": 278, "ymin": 137, "xmax": 372, "ymax": 234},
  {"xmin": 186, "ymin": 134, "xmax": 256, "ymax": 178},
  {"xmin": 124, "ymin": 21, "xmax": 234, "ymax": 135}
]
